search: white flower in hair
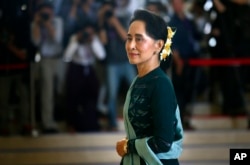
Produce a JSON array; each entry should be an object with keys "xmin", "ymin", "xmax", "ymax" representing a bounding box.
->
[{"xmin": 160, "ymin": 26, "xmax": 176, "ymax": 61}]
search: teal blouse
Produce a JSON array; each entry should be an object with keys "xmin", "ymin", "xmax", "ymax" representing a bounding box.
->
[{"xmin": 122, "ymin": 67, "xmax": 183, "ymax": 165}]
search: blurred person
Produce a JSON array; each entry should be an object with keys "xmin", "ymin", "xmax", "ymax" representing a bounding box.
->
[
  {"xmin": 168, "ymin": 0, "xmax": 202, "ymax": 130},
  {"xmin": 0, "ymin": 23, "xmax": 30, "ymax": 136},
  {"xmin": 63, "ymin": 22, "xmax": 106, "ymax": 132},
  {"xmin": 31, "ymin": 2, "xmax": 64, "ymax": 133},
  {"xmin": 98, "ymin": 0, "xmax": 136, "ymax": 131},
  {"xmin": 229, "ymin": 0, "xmax": 250, "ymax": 129},
  {"xmin": 188, "ymin": 0, "xmax": 210, "ymax": 99},
  {"xmin": 228, "ymin": 0, "xmax": 250, "ymax": 94},
  {"xmin": 58, "ymin": 0, "xmax": 109, "ymax": 117},
  {"xmin": 145, "ymin": 0, "xmax": 169, "ymax": 21},
  {"xmin": 116, "ymin": 9, "xmax": 183, "ymax": 164},
  {"xmin": 95, "ymin": 49, "xmax": 108, "ymax": 117},
  {"xmin": 62, "ymin": 0, "xmax": 99, "ymax": 48},
  {"xmin": 209, "ymin": 0, "xmax": 249, "ymax": 127},
  {"xmin": 208, "ymin": 0, "xmax": 247, "ymax": 126}
]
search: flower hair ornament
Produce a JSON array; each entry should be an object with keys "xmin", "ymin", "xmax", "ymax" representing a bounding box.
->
[{"xmin": 160, "ymin": 26, "xmax": 176, "ymax": 61}]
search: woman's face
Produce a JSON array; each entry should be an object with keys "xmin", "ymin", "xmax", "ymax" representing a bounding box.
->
[{"xmin": 126, "ymin": 20, "xmax": 161, "ymax": 65}]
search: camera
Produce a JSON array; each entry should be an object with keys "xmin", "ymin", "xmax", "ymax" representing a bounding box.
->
[
  {"xmin": 104, "ymin": 9, "xmax": 114, "ymax": 20},
  {"xmin": 40, "ymin": 13, "xmax": 50, "ymax": 21},
  {"xmin": 78, "ymin": 31, "xmax": 91, "ymax": 44}
]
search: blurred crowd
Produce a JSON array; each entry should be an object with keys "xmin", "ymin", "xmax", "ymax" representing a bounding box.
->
[{"xmin": 0, "ymin": 0, "xmax": 250, "ymax": 136}]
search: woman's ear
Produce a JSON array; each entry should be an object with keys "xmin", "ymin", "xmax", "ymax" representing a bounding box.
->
[{"xmin": 155, "ymin": 39, "xmax": 164, "ymax": 52}]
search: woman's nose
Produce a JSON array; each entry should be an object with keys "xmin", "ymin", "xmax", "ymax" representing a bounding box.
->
[{"xmin": 126, "ymin": 39, "xmax": 136, "ymax": 50}]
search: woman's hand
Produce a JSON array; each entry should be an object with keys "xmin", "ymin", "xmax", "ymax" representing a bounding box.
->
[{"xmin": 116, "ymin": 138, "xmax": 128, "ymax": 157}]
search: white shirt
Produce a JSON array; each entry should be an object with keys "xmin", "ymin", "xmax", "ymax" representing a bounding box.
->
[
  {"xmin": 63, "ymin": 34, "xmax": 106, "ymax": 66},
  {"xmin": 31, "ymin": 17, "xmax": 63, "ymax": 57}
]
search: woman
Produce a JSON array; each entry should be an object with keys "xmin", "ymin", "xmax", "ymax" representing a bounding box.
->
[{"xmin": 116, "ymin": 9, "xmax": 184, "ymax": 165}]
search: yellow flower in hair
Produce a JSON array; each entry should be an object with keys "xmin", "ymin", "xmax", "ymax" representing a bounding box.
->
[{"xmin": 160, "ymin": 26, "xmax": 176, "ymax": 61}]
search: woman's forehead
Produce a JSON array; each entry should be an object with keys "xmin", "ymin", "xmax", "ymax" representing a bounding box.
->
[{"xmin": 128, "ymin": 21, "xmax": 146, "ymax": 34}]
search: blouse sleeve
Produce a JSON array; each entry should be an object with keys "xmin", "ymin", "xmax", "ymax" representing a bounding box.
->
[{"xmin": 148, "ymin": 77, "xmax": 177, "ymax": 153}]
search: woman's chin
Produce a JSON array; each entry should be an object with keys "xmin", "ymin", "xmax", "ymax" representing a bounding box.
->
[{"xmin": 128, "ymin": 59, "xmax": 137, "ymax": 65}]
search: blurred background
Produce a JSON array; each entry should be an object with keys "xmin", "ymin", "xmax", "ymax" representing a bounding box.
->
[{"xmin": 0, "ymin": 0, "xmax": 250, "ymax": 164}]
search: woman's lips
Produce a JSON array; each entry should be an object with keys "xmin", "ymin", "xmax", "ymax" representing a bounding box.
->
[{"xmin": 128, "ymin": 52, "xmax": 139, "ymax": 58}]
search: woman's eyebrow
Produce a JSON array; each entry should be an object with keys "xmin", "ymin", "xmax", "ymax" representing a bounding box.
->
[
  {"xmin": 127, "ymin": 33, "xmax": 143, "ymax": 37},
  {"xmin": 135, "ymin": 34, "xmax": 143, "ymax": 37}
]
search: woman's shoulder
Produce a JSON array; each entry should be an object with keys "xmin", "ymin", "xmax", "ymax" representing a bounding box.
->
[
  {"xmin": 144, "ymin": 69, "xmax": 173, "ymax": 90},
  {"xmin": 152, "ymin": 75, "xmax": 173, "ymax": 89},
  {"xmin": 149, "ymin": 68, "xmax": 171, "ymax": 83},
  {"xmin": 137, "ymin": 68, "xmax": 172, "ymax": 85}
]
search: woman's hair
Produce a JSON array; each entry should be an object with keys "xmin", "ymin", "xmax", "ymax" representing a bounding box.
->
[{"xmin": 129, "ymin": 9, "xmax": 168, "ymax": 44}]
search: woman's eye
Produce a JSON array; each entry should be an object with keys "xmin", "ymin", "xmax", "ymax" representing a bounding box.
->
[
  {"xmin": 126, "ymin": 37, "xmax": 132, "ymax": 41},
  {"xmin": 136, "ymin": 37, "xmax": 143, "ymax": 42}
]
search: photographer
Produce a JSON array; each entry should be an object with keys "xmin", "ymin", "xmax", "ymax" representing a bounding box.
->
[
  {"xmin": 31, "ymin": 2, "xmax": 64, "ymax": 134},
  {"xmin": 63, "ymin": 22, "xmax": 106, "ymax": 132},
  {"xmin": 0, "ymin": 23, "xmax": 30, "ymax": 136},
  {"xmin": 97, "ymin": 0, "xmax": 136, "ymax": 131}
]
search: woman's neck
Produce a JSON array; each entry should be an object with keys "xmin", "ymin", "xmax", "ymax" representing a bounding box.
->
[{"xmin": 137, "ymin": 62, "xmax": 159, "ymax": 77}]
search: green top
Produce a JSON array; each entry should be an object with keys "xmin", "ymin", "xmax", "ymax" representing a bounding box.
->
[{"xmin": 122, "ymin": 67, "xmax": 183, "ymax": 165}]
